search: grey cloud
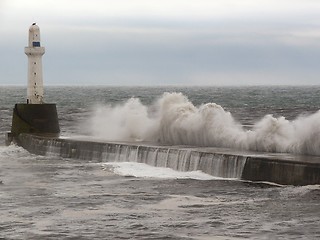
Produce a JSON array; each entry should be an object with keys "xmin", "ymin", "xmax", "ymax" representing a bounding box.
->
[{"xmin": 2, "ymin": 7, "xmax": 320, "ymax": 86}]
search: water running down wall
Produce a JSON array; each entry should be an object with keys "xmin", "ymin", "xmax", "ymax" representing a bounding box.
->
[
  {"xmin": 18, "ymin": 134, "xmax": 320, "ymax": 185},
  {"xmin": 23, "ymin": 134, "xmax": 246, "ymax": 179}
]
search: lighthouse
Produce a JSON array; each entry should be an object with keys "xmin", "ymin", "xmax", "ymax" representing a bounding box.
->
[
  {"xmin": 24, "ymin": 23, "xmax": 45, "ymax": 104},
  {"xmin": 5, "ymin": 23, "xmax": 60, "ymax": 145}
]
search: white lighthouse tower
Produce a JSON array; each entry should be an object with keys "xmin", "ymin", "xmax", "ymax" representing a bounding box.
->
[{"xmin": 25, "ymin": 23, "xmax": 45, "ymax": 104}]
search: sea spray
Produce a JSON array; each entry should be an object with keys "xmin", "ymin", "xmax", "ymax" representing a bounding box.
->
[
  {"xmin": 87, "ymin": 92, "xmax": 320, "ymax": 156},
  {"xmin": 89, "ymin": 98, "xmax": 156, "ymax": 141},
  {"xmin": 157, "ymin": 93, "xmax": 245, "ymax": 148}
]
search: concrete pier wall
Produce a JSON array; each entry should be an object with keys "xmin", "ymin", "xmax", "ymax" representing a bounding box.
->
[{"xmin": 18, "ymin": 133, "xmax": 320, "ymax": 185}]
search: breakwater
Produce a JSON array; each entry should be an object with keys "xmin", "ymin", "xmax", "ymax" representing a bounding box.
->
[{"xmin": 18, "ymin": 133, "xmax": 320, "ymax": 185}]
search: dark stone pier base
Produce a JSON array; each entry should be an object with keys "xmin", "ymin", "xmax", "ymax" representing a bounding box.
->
[{"xmin": 6, "ymin": 103, "xmax": 60, "ymax": 145}]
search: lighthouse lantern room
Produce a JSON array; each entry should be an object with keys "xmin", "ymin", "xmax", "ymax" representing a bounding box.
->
[{"xmin": 24, "ymin": 23, "xmax": 45, "ymax": 104}]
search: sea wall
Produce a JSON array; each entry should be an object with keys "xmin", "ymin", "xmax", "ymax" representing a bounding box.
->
[{"xmin": 18, "ymin": 133, "xmax": 320, "ymax": 185}]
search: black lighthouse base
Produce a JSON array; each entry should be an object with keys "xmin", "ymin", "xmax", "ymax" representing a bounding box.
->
[{"xmin": 6, "ymin": 103, "xmax": 60, "ymax": 145}]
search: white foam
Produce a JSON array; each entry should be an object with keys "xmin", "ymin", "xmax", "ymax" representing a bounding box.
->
[
  {"xmin": 102, "ymin": 162, "xmax": 222, "ymax": 180},
  {"xmin": 280, "ymin": 184, "xmax": 320, "ymax": 198},
  {"xmin": 88, "ymin": 92, "xmax": 320, "ymax": 156},
  {"xmin": 0, "ymin": 144, "xmax": 26, "ymax": 155}
]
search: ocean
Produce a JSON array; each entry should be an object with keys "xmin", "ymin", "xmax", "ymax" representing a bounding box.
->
[{"xmin": 0, "ymin": 86, "xmax": 320, "ymax": 239}]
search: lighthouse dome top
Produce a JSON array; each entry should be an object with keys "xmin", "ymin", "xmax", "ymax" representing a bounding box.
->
[
  {"xmin": 28, "ymin": 23, "xmax": 41, "ymax": 47},
  {"xmin": 29, "ymin": 23, "xmax": 40, "ymax": 32}
]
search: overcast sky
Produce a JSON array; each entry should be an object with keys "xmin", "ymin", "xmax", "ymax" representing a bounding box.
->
[{"xmin": 1, "ymin": 0, "xmax": 320, "ymax": 86}]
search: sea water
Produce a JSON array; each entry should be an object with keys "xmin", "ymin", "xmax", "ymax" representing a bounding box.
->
[{"xmin": 0, "ymin": 86, "xmax": 320, "ymax": 239}]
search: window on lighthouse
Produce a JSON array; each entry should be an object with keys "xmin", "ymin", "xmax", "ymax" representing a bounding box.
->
[{"xmin": 32, "ymin": 42, "xmax": 40, "ymax": 47}]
